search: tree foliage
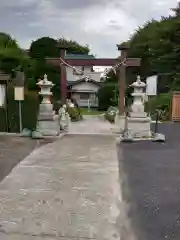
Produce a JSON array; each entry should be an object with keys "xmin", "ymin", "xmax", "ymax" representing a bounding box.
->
[
  {"xmin": 124, "ymin": 2, "xmax": 180, "ymax": 91},
  {"xmin": 117, "ymin": 3, "xmax": 180, "ymax": 116},
  {"xmin": 100, "ymin": 1, "xmax": 180, "ymax": 112},
  {"xmin": 29, "ymin": 37, "xmax": 59, "ymax": 59},
  {"xmin": 0, "ymin": 33, "xmax": 22, "ymax": 74},
  {"xmin": 58, "ymin": 38, "xmax": 90, "ymax": 54},
  {"xmin": 0, "ymin": 33, "xmax": 19, "ymax": 49},
  {"xmin": 29, "ymin": 37, "xmax": 90, "ymax": 59},
  {"xmin": 97, "ymin": 83, "xmax": 118, "ymax": 111},
  {"xmin": 28, "ymin": 36, "xmax": 91, "ymax": 95}
]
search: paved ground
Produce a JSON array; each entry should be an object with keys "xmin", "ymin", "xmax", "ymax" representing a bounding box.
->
[
  {"xmin": 69, "ymin": 115, "xmax": 114, "ymax": 134},
  {"xmin": 0, "ymin": 136, "xmax": 38, "ymax": 183},
  {"xmin": 118, "ymin": 123, "xmax": 180, "ymax": 240},
  {"xmin": 2, "ymin": 117, "xmax": 179, "ymax": 240},
  {"xmin": 0, "ymin": 134, "xmax": 122, "ymax": 240}
]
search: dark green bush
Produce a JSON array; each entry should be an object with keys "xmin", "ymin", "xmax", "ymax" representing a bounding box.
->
[
  {"xmin": 97, "ymin": 83, "xmax": 132, "ymax": 111},
  {"xmin": 97, "ymin": 83, "xmax": 118, "ymax": 111},
  {"xmin": 67, "ymin": 106, "xmax": 80, "ymax": 122},
  {"xmin": 104, "ymin": 106, "xmax": 118, "ymax": 123},
  {"xmin": 0, "ymin": 84, "xmax": 39, "ymax": 132},
  {"xmin": 104, "ymin": 112, "xmax": 115, "ymax": 123},
  {"xmin": 145, "ymin": 93, "xmax": 171, "ymax": 120},
  {"xmin": 27, "ymin": 77, "xmax": 37, "ymax": 90}
]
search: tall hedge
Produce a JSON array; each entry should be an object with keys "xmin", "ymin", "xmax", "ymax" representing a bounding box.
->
[{"xmin": 0, "ymin": 84, "xmax": 39, "ymax": 132}]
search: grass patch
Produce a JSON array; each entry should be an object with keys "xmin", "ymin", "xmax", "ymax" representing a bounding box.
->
[{"xmin": 80, "ymin": 108, "xmax": 104, "ymax": 115}]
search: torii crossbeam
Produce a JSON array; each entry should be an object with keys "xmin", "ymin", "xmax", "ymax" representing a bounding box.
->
[{"xmin": 46, "ymin": 45, "xmax": 141, "ymax": 115}]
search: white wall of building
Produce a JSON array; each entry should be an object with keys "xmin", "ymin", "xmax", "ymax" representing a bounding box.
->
[
  {"xmin": 66, "ymin": 63, "xmax": 102, "ymax": 107},
  {"xmin": 71, "ymin": 82, "xmax": 99, "ymax": 107},
  {"xmin": 72, "ymin": 91, "xmax": 98, "ymax": 107},
  {"xmin": 66, "ymin": 66, "xmax": 101, "ymax": 82},
  {"xmin": 71, "ymin": 82, "xmax": 100, "ymax": 92}
]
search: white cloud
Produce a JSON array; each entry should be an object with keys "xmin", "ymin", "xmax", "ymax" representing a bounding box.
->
[{"xmin": 0, "ymin": 0, "xmax": 178, "ymax": 57}]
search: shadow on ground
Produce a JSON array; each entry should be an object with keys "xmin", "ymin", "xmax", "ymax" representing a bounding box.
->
[
  {"xmin": 118, "ymin": 123, "xmax": 180, "ymax": 240},
  {"xmin": 0, "ymin": 136, "xmax": 55, "ymax": 183}
]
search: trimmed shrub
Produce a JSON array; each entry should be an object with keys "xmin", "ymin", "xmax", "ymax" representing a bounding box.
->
[
  {"xmin": 104, "ymin": 106, "xmax": 118, "ymax": 123},
  {"xmin": 0, "ymin": 84, "xmax": 39, "ymax": 132},
  {"xmin": 67, "ymin": 106, "xmax": 81, "ymax": 122}
]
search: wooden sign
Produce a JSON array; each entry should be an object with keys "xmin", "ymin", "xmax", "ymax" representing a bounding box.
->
[
  {"xmin": 14, "ymin": 87, "xmax": 24, "ymax": 101},
  {"xmin": 146, "ymin": 75, "xmax": 157, "ymax": 96}
]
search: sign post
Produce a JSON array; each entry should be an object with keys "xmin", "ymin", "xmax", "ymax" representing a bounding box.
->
[
  {"xmin": 14, "ymin": 87, "xmax": 24, "ymax": 132},
  {"xmin": 146, "ymin": 75, "xmax": 158, "ymax": 97},
  {"xmin": 14, "ymin": 70, "xmax": 25, "ymax": 133}
]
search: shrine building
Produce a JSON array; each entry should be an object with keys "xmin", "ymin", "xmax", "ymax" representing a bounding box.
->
[{"xmin": 65, "ymin": 54, "xmax": 103, "ymax": 107}]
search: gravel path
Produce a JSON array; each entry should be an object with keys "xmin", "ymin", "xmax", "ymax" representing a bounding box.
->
[
  {"xmin": 3, "ymin": 118, "xmax": 178, "ymax": 240},
  {"xmin": 69, "ymin": 115, "xmax": 114, "ymax": 134},
  {"xmin": 0, "ymin": 134, "xmax": 121, "ymax": 240},
  {"xmin": 0, "ymin": 116, "xmax": 113, "ymax": 185},
  {"xmin": 0, "ymin": 136, "xmax": 56, "ymax": 183}
]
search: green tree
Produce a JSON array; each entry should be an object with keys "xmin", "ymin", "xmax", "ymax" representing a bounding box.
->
[
  {"xmin": 28, "ymin": 37, "xmax": 59, "ymax": 90},
  {"xmin": 0, "ymin": 33, "xmax": 31, "ymax": 78},
  {"xmin": 29, "ymin": 37, "xmax": 90, "ymax": 60},
  {"xmin": 98, "ymin": 83, "xmax": 118, "ymax": 110},
  {"xmin": 120, "ymin": 1, "xmax": 180, "ymax": 92},
  {"xmin": 0, "ymin": 32, "xmax": 19, "ymax": 49},
  {"xmin": 58, "ymin": 37, "xmax": 90, "ymax": 54},
  {"xmin": 28, "ymin": 37, "xmax": 91, "ymax": 96},
  {"xmin": 29, "ymin": 37, "xmax": 59, "ymax": 59}
]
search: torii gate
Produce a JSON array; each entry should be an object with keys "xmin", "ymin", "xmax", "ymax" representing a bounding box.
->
[{"xmin": 47, "ymin": 45, "xmax": 141, "ymax": 115}]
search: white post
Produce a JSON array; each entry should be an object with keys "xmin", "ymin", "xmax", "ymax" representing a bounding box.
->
[
  {"xmin": 18, "ymin": 101, "xmax": 22, "ymax": 132},
  {"xmin": 88, "ymin": 99, "xmax": 90, "ymax": 112}
]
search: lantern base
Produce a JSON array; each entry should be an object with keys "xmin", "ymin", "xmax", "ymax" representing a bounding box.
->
[
  {"xmin": 36, "ymin": 115, "xmax": 60, "ymax": 136},
  {"xmin": 127, "ymin": 116, "xmax": 152, "ymax": 139},
  {"xmin": 112, "ymin": 114, "xmax": 125, "ymax": 133}
]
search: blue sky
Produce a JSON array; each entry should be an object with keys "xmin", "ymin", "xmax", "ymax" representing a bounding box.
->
[{"xmin": 0, "ymin": 0, "xmax": 178, "ymax": 57}]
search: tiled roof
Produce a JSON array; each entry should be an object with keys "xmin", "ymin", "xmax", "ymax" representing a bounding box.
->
[{"xmin": 65, "ymin": 54, "xmax": 95, "ymax": 60}]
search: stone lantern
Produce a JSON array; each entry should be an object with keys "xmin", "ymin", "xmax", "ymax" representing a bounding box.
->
[
  {"xmin": 127, "ymin": 76, "xmax": 152, "ymax": 138},
  {"xmin": 130, "ymin": 76, "xmax": 147, "ymax": 117},
  {"xmin": 36, "ymin": 74, "xmax": 60, "ymax": 136},
  {"xmin": 37, "ymin": 74, "xmax": 54, "ymax": 116}
]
